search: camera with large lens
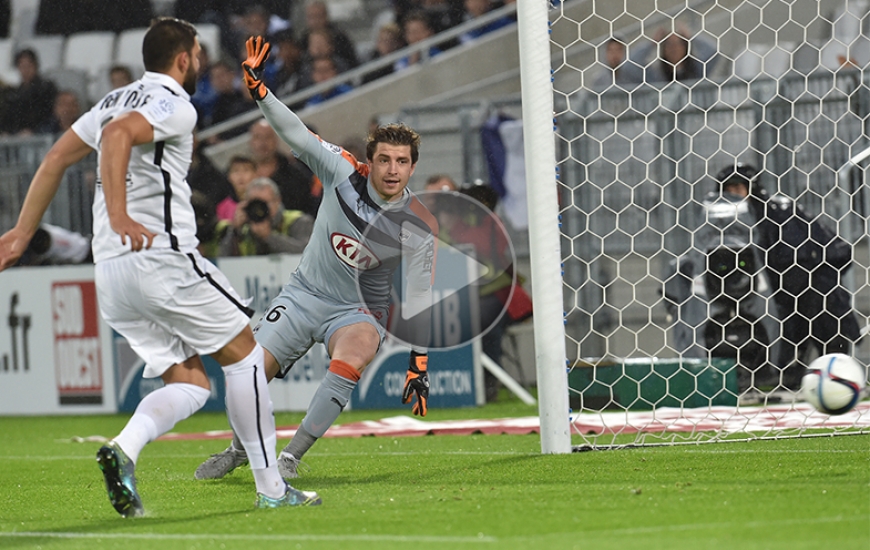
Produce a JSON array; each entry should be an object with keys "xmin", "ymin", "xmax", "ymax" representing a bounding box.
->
[{"xmin": 244, "ymin": 198, "xmax": 271, "ymax": 223}]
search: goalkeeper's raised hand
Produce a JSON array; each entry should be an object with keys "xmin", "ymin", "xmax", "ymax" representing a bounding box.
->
[
  {"xmin": 402, "ymin": 351, "xmax": 429, "ymax": 416},
  {"xmin": 242, "ymin": 36, "xmax": 271, "ymax": 101}
]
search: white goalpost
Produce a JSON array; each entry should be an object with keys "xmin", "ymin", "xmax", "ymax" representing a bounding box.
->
[
  {"xmin": 519, "ymin": 0, "xmax": 870, "ymax": 452},
  {"xmin": 517, "ymin": 0, "xmax": 572, "ymax": 454}
]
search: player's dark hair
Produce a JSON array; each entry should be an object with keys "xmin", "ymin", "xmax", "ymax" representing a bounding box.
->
[
  {"xmin": 366, "ymin": 123, "xmax": 421, "ymax": 164},
  {"xmin": 142, "ymin": 17, "xmax": 198, "ymax": 73}
]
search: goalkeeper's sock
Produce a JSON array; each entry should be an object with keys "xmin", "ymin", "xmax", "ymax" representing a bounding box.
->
[
  {"xmin": 285, "ymin": 362, "xmax": 358, "ymax": 458},
  {"xmin": 222, "ymin": 343, "xmax": 283, "ymax": 497},
  {"xmin": 114, "ymin": 383, "xmax": 210, "ymax": 464}
]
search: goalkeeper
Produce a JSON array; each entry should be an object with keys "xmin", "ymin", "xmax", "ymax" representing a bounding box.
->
[{"xmin": 196, "ymin": 36, "xmax": 436, "ymax": 480}]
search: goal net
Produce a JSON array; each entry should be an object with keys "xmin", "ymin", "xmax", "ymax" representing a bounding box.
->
[{"xmin": 536, "ymin": 0, "xmax": 870, "ymax": 449}]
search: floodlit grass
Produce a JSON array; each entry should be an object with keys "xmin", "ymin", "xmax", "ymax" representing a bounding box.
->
[{"xmin": 0, "ymin": 398, "xmax": 868, "ymax": 550}]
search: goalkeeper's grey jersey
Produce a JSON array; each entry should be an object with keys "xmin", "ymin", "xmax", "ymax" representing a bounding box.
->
[
  {"xmin": 257, "ymin": 92, "xmax": 436, "ymax": 343},
  {"xmin": 72, "ymin": 72, "xmax": 198, "ymax": 263}
]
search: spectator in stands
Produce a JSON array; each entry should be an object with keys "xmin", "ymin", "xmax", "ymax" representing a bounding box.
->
[
  {"xmin": 420, "ymin": 0, "xmax": 465, "ymax": 34},
  {"xmin": 109, "ymin": 65, "xmax": 135, "ymax": 89},
  {"xmin": 632, "ymin": 24, "xmax": 719, "ymax": 84},
  {"xmin": 424, "ymin": 177, "xmax": 531, "ymax": 401},
  {"xmin": 37, "ymin": 90, "xmax": 81, "ymax": 135},
  {"xmin": 299, "ymin": 0, "xmax": 359, "ymax": 69},
  {"xmin": 303, "ymin": 28, "xmax": 353, "ymax": 78},
  {"xmin": 231, "ymin": 4, "xmax": 290, "ymax": 66},
  {"xmin": 205, "ymin": 59, "xmax": 252, "ymax": 137},
  {"xmin": 425, "ymin": 174, "xmax": 459, "ymax": 193},
  {"xmin": 590, "ymin": 36, "xmax": 644, "ymax": 90},
  {"xmin": 422, "ymin": 172, "xmax": 459, "ymax": 216},
  {"xmin": 392, "ymin": 0, "xmax": 464, "ymax": 31},
  {"xmin": 0, "ymin": 0, "xmax": 9, "ymax": 38},
  {"xmin": 363, "ymin": 22, "xmax": 406, "ymax": 84},
  {"xmin": 249, "ymin": 119, "xmax": 319, "ymax": 216},
  {"xmin": 191, "ymin": 44, "xmax": 218, "ymax": 124},
  {"xmin": 305, "ymin": 57, "xmax": 354, "ymax": 107},
  {"xmin": 458, "ymin": 0, "xmax": 514, "ymax": 45},
  {"xmin": 216, "ymin": 155, "xmax": 258, "ymax": 221},
  {"xmin": 188, "ymin": 127, "xmax": 233, "ymax": 211},
  {"xmin": 395, "ymin": 11, "xmax": 442, "ymax": 70},
  {"xmin": 271, "ymin": 30, "xmax": 307, "ymax": 98},
  {"xmin": 16, "ymin": 224, "xmax": 91, "ymax": 266},
  {"xmin": 191, "ymin": 189, "xmax": 226, "ymax": 258},
  {"xmin": 36, "ymin": 0, "xmax": 152, "ymax": 35},
  {"xmin": 715, "ymin": 163, "xmax": 862, "ymax": 389},
  {"xmin": 1, "ymin": 49, "xmax": 57, "ymax": 136},
  {"xmin": 219, "ymin": 177, "xmax": 315, "ymax": 256}
]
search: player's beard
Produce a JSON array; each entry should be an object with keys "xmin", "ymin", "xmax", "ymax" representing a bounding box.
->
[{"xmin": 182, "ymin": 62, "xmax": 197, "ymax": 95}]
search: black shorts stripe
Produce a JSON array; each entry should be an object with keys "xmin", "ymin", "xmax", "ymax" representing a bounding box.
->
[
  {"xmin": 253, "ymin": 363, "xmax": 269, "ymax": 467},
  {"xmin": 186, "ymin": 253, "xmax": 255, "ymax": 318},
  {"xmin": 153, "ymin": 141, "xmax": 179, "ymax": 251}
]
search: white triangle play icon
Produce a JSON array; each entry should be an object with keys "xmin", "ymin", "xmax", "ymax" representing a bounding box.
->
[{"xmin": 399, "ymin": 224, "xmax": 491, "ymax": 320}]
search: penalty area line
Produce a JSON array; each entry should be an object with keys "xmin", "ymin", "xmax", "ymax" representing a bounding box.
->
[{"xmin": 0, "ymin": 531, "xmax": 497, "ymax": 544}]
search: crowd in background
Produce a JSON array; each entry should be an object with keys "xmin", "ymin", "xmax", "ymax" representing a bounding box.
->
[
  {"xmin": 0, "ymin": 0, "xmax": 521, "ymax": 262},
  {"xmin": 0, "ymin": 1, "xmax": 516, "ymax": 139}
]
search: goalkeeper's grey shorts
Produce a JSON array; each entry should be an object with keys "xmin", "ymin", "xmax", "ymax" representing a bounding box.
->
[{"xmin": 253, "ymin": 273, "xmax": 386, "ymax": 378}]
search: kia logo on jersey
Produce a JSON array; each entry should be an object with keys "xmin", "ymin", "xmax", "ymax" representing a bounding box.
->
[{"xmin": 331, "ymin": 233, "xmax": 381, "ymax": 270}]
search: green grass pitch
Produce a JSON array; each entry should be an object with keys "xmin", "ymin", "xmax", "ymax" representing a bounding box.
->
[{"xmin": 1, "ymin": 399, "xmax": 868, "ymax": 550}]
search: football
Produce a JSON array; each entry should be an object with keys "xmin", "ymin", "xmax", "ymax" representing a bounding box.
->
[{"xmin": 801, "ymin": 353, "xmax": 866, "ymax": 415}]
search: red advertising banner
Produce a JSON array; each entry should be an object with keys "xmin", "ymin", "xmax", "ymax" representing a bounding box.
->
[{"xmin": 52, "ymin": 281, "xmax": 103, "ymax": 405}]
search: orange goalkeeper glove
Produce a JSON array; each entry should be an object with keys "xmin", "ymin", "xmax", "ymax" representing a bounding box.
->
[
  {"xmin": 402, "ymin": 351, "xmax": 429, "ymax": 416},
  {"xmin": 242, "ymin": 36, "xmax": 271, "ymax": 101}
]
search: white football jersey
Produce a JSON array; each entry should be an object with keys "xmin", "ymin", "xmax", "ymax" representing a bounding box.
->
[{"xmin": 72, "ymin": 71, "xmax": 198, "ymax": 263}]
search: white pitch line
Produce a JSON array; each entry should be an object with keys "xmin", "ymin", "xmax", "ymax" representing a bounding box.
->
[
  {"xmin": 677, "ymin": 449, "xmax": 867, "ymax": 454},
  {"xmin": 0, "ymin": 531, "xmax": 496, "ymax": 544},
  {"xmin": 0, "ymin": 450, "xmax": 538, "ymax": 461},
  {"xmin": 506, "ymin": 515, "xmax": 867, "ymax": 540}
]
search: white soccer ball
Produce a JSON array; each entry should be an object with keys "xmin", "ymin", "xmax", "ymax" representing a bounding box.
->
[{"xmin": 801, "ymin": 353, "xmax": 866, "ymax": 415}]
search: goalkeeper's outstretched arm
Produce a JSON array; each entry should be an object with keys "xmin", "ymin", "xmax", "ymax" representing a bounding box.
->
[{"xmin": 242, "ymin": 36, "xmax": 353, "ymax": 186}]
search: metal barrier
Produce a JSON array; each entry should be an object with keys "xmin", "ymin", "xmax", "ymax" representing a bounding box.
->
[{"xmin": 0, "ymin": 134, "xmax": 96, "ymax": 237}]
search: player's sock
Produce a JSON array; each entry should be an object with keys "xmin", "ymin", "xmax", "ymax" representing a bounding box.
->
[
  {"xmin": 231, "ymin": 430, "xmax": 244, "ymax": 452},
  {"xmin": 222, "ymin": 343, "xmax": 283, "ymax": 498},
  {"xmin": 114, "ymin": 382, "xmax": 210, "ymax": 464},
  {"xmin": 284, "ymin": 361, "xmax": 358, "ymax": 459}
]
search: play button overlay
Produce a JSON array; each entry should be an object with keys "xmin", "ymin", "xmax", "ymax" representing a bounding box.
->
[{"xmin": 356, "ymin": 187, "xmax": 520, "ymax": 350}]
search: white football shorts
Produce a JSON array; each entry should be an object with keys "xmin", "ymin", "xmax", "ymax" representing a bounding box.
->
[{"xmin": 95, "ymin": 249, "xmax": 253, "ymax": 378}]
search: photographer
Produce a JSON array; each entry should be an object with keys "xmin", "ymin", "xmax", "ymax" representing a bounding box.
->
[
  {"xmin": 219, "ymin": 177, "xmax": 314, "ymax": 257},
  {"xmin": 717, "ymin": 164, "xmax": 862, "ymax": 388}
]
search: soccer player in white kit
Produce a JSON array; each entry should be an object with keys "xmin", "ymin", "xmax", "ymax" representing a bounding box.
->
[
  {"xmin": 194, "ymin": 37, "xmax": 436, "ymax": 481},
  {"xmin": 0, "ymin": 18, "xmax": 320, "ymax": 516}
]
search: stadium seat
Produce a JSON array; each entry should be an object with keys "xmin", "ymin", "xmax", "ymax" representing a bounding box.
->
[
  {"xmin": 194, "ymin": 23, "xmax": 221, "ymax": 60},
  {"xmin": 0, "ymin": 38, "xmax": 15, "ymax": 84},
  {"xmin": 63, "ymin": 31, "xmax": 116, "ymax": 78},
  {"xmin": 17, "ymin": 35, "xmax": 65, "ymax": 72},
  {"xmin": 44, "ymin": 67, "xmax": 89, "ymax": 107},
  {"xmin": 761, "ymin": 42, "xmax": 793, "ymax": 79},
  {"xmin": 115, "ymin": 27, "xmax": 149, "ymax": 70},
  {"xmin": 732, "ymin": 47, "xmax": 762, "ymax": 81},
  {"xmin": 10, "ymin": 5, "xmax": 38, "ymax": 41},
  {"xmin": 328, "ymin": 0, "xmax": 363, "ymax": 21}
]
